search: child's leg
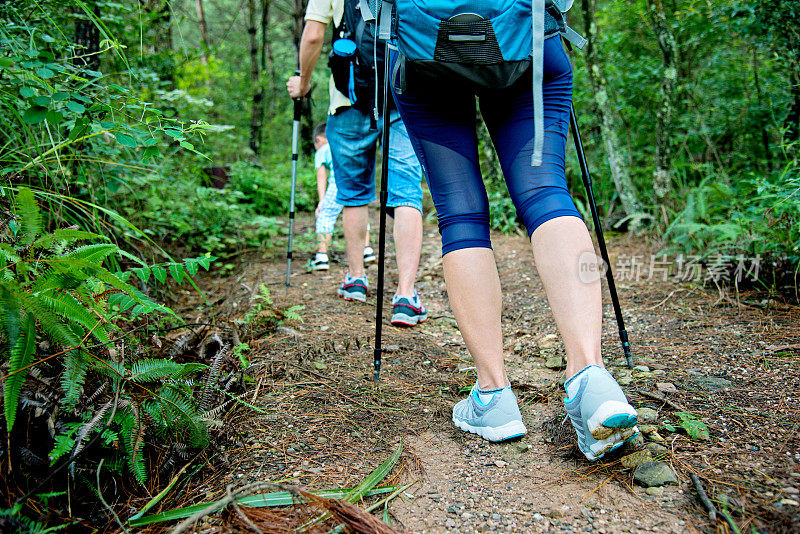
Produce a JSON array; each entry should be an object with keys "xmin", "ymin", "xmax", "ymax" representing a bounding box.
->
[{"xmin": 317, "ymin": 233, "xmax": 332, "ymax": 254}]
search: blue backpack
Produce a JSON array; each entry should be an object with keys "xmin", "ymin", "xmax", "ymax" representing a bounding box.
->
[{"xmin": 370, "ymin": 0, "xmax": 585, "ymax": 166}]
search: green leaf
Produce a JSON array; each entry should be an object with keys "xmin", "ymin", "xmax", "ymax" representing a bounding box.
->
[
  {"xmin": 108, "ymin": 84, "xmax": 129, "ymax": 92},
  {"xmin": 151, "ymin": 266, "xmax": 167, "ymax": 283},
  {"xmin": 20, "ymin": 86, "xmax": 36, "ymax": 98},
  {"xmin": 32, "ymin": 95, "xmax": 50, "ymax": 107},
  {"xmin": 179, "ymin": 141, "xmax": 194, "ymax": 150},
  {"xmin": 674, "ymin": 412, "xmax": 710, "ymax": 440},
  {"xmin": 183, "ymin": 260, "xmax": 198, "ymax": 276},
  {"xmin": 65, "ymin": 101, "xmax": 86, "ymax": 114},
  {"xmin": 36, "ymin": 67, "xmax": 54, "ymax": 79},
  {"xmin": 164, "ymin": 128, "xmax": 182, "ymax": 138},
  {"xmin": 22, "ymin": 106, "xmax": 47, "ymax": 124},
  {"xmin": 132, "ymin": 267, "xmax": 150, "ymax": 283},
  {"xmin": 129, "ymin": 486, "xmax": 400, "ymax": 527},
  {"xmin": 52, "ymin": 91, "xmax": 69, "ymax": 101},
  {"xmin": 168, "ymin": 263, "xmax": 184, "ymax": 284},
  {"xmin": 115, "ymin": 132, "xmax": 136, "ymax": 147},
  {"xmin": 68, "ymin": 117, "xmax": 89, "ymax": 141},
  {"xmin": 45, "ymin": 110, "xmax": 64, "ymax": 124},
  {"xmin": 197, "ymin": 255, "xmax": 215, "ymax": 270},
  {"xmin": 0, "ymin": 58, "xmax": 14, "ymax": 68}
]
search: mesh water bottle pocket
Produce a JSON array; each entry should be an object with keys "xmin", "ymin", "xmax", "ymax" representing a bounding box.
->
[{"xmin": 433, "ymin": 19, "xmax": 504, "ymax": 64}]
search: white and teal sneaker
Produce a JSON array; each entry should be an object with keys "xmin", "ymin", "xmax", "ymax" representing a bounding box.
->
[
  {"xmin": 452, "ymin": 382, "xmax": 527, "ymax": 442},
  {"xmin": 564, "ymin": 365, "xmax": 639, "ymax": 461},
  {"xmin": 391, "ymin": 291, "xmax": 427, "ymax": 326},
  {"xmin": 337, "ymin": 274, "xmax": 368, "ymax": 302}
]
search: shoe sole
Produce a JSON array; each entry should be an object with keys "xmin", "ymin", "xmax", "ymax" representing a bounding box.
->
[
  {"xmin": 587, "ymin": 401, "xmax": 639, "ymax": 440},
  {"xmin": 587, "ymin": 427, "xmax": 640, "ymax": 460},
  {"xmin": 390, "ymin": 312, "xmax": 428, "ymax": 326},
  {"xmin": 364, "ymin": 256, "xmax": 377, "ymax": 263},
  {"xmin": 452, "ymin": 418, "xmax": 527, "ymax": 442},
  {"xmin": 338, "ymin": 289, "xmax": 366, "ymax": 302},
  {"xmin": 311, "ymin": 265, "xmax": 329, "ymax": 271}
]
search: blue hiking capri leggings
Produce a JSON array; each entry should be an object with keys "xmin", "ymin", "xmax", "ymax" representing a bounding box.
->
[{"xmin": 391, "ymin": 36, "xmax": 582, "ymax": 256}]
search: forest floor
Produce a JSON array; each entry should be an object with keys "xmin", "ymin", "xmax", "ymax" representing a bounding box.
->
[{"xmin": 154, "ymin": 211, "xmax": 800, "ymax": 533}]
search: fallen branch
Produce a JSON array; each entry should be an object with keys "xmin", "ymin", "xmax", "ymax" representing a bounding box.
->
[
  {"xmin": 636, "ymin": 389, "xmax": 688, "ymax": 412},
  {"xmin": 690, "ymin": 473, "xmax": 717, "ymax": 521}
]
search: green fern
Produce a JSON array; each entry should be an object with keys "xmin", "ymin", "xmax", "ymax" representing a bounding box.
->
[
  {"xmin": 4, "ymin": 314, "xmax": 36, "ymax": 430},
  {"xmin": 14, "ymin": 187, "xmax": 42, "ymax": 247},
  {"xmin": 1, "ymin": 188, "xmax": 212, "ymax": 487},
  {"xmin": 128, "ymin": 359, "xmax": 208, "ymax": 383}
]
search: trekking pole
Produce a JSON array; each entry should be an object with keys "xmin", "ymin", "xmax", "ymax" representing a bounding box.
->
[
  {"xmin": 568, "ymin": 105, "xmax": 634, "ymax": 370},
  {"xmin": 286, "ymin": 70, "xmax": 301, "ymax": 287},
  {"xmin": 373, "ymin": 43, "xmax": 391, "ymax": 383}
]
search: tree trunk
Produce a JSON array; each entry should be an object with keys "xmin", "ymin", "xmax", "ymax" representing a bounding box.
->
[
  {"xmin": 138, "ymin": 1, "xmax": 173, "ymax": 86},
  {"xmin": 646, "ymin": 0, "xmax": 679, "ymax": 202},
  {"xmin": 259, "ymin": 0, "xmax": 274, "ymax": 118},
  {"xmin": 74, "ymin": 1, "xmax": 100, "ymax": 70},
  {"xmin": 195, "ymin": 0, "xmax": 210, "ymax": 63},
  {"xmin": 752, "ymin": 48, "xmax": 773, "ymax": 171},
  {"xmin": 248, "ymin": 0, "xmax": 263, "ymax": 154},
  {"xmin": 580, "ymin": 0, "xmax": 641, "ymax": 221}
]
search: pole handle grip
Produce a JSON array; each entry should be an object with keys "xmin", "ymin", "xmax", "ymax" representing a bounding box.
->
[{"xmin": 292, "ymin": 69, "xmax": 303, "ymax": 120}]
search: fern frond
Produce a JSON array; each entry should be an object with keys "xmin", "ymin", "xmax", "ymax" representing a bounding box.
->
[
  {"xmin": 38, "ymin": 291, "xmax": 111, "ymax": 346},
  {"xmin": 31, "ymin": 267, "xmax": 86, "ymax": 294},
  {"xmin": 49, "ymin": 422, "xmax": 81, "ymax": 465},
  {"xmin": 129, "ymin": 359, "xmax": 188, "ymax": 382},
  {"xmin": 0, "ymin": 283, "xmax": 23, "ymax": 356},
  {"xmin": 33, "ymin": 229, "xmax": 106, "ymax": 250},
  {"xmin": 199, "ymin": 335, "xmax": 227, "ymax": 412},
  {"xmin": 14, "ymin": 187, "xmax": 42, "ymax": 247},
  {"xmin": 158, "ymin": 386, "xmax": 208, "ymax": 448},
  {"xmin": 0, "ymin": 244, "xmax": 21, "ymax": 263},
  {"xmin": 60, "ymin": 349, "xmax": 89, "ymax": 409},
  {"xmin": 71, "ymin": 398, "xmax": 112, "ymax": 458},
  {"xmin": 62, "ymin": 243, "xmax": 119, "ymax": 265},
  {"xmin": 4, "ymin": 313, "xmax": 36, "ymax": 430},
  {"xmin": 119, "ymin": 405, "xmax": 147, "ymax": 483},
  {"xmin": 16, "ymin": 291, "xmax": 82, "ymax": 349}
]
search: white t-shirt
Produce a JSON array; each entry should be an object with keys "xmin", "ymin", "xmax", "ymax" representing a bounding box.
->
[{"xmin": 305, "ymin": 0, "xmax": 352, "ymax": 115}]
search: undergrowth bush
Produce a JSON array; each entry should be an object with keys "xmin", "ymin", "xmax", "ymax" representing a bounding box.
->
[
  {"xmin": 228, "ymin": 159, "xmax": 316, "ymax": 216},
  {"xmin": 666, "ymin": 158, "xmax": 800, "ymax": 287},
  {"xmin": 118, "ymin": 169, "xmax": 285, "ymax": 253}
]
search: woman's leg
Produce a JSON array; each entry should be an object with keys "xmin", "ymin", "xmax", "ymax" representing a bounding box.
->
[
  {"xmin": 530, "ymin": 217, "xmax": 603, "ymax": 378},
  {"xmin": 390, "ymin": 69, "xmax": 514, "ymax": 398},
  {"xmin": 443, "ymin": 247, "xmax": 508, "ymax": 390},
  {"xmin": 481, "ymin": 37, "xmax": 599, "ymax": 379}
]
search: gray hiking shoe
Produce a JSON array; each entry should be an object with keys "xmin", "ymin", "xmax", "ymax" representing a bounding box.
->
[
  {"xmin": 337, "ymin": 274, "xmax": 368, "ymax": 302},
  {"xmin": 391, "ymin": 291, "xmax": 427, "ymax": 326},
  {"xmin": 452, "ymin": 382, "xmax": 527, "ymax": 442},
  {"xmin": 564, "ymin": 365, "xmax": 639, "ymax": 461}
]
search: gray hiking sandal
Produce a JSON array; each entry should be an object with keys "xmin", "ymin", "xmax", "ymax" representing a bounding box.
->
[
  {"xmin": 564, "ymin": 365, "xmax": 639, "ymax": 461},
  {"xmin": 453, "ymin": 382, "xmax": 527, "ymax": 442}
]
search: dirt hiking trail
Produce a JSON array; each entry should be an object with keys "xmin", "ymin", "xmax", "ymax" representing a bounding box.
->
[{"xmin": 172, "ymin": 214, "xmax": 800, "ymax": 533}]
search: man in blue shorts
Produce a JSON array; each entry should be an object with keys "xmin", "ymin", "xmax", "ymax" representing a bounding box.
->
[
  {"xmin": 287, "ymin": 0, "xmax": 427, "ymax": 327},
  {"xmin": 311, "ymin": 122, "xmax": 376, "ymax": 271}
]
